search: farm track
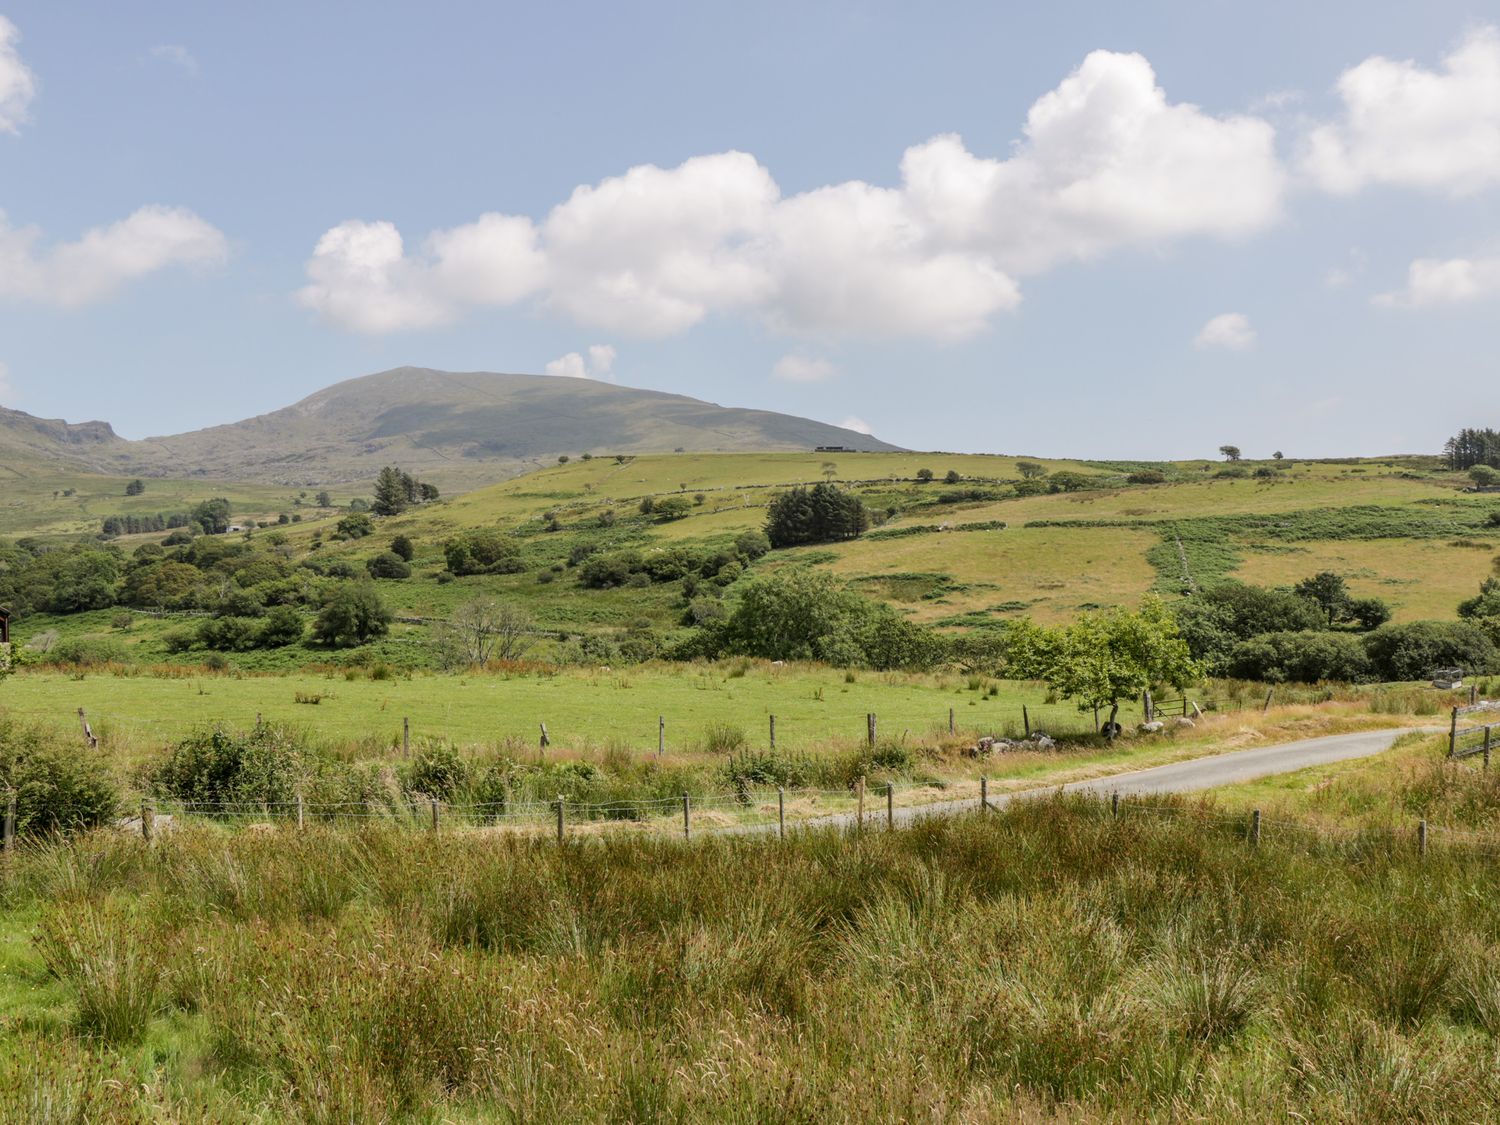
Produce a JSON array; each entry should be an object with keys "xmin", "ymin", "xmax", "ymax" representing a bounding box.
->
[{"xmin": 724, "ymin": 726, "xmax": 1433, "ymax": 835}]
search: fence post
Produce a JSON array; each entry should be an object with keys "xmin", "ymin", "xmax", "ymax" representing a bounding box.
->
[
  {"xmin": 296, "ymin": 793, "xmax": 305, "ymax": 831},
  {"xmin": 1262, "ymin": 688, "xmax": 1274, "ymax": 714},
  {"xmin": 682, "ymin": 793, "xmax": 691, "ymax": 840},
  {"xmin": 1022, "ymin": 706, "xmax": 1031, "ymax": 738},
  {"xmin": 1418, "ymin": 819, "xmax": 1428, "ymax": 857},
  {"xmin": 403, "ymin": 717, "xmax": 410, "ymax": 757},
  {"xmin": 856, "ymin": 776, "xmax": 865, "ymax": 828},
  {"xmin": 77, "ymin": 708, "xmax": 98, "ymax": 750},
  {"xmin": 1450, "ymin": 708, "xmax": 1460, "ymax": 758},
  {"xmin": 1093, "ymin": 703, "xmax": 1100, "ymax": 733},
  {"xmin": 431, "ymin": 798, "xmax": 441, "ymax": 832},
  {"xmin": 539, "ymin": 722, "xmax": 550, "ymax": 751},
  {"xmin": 1472, "ymin": 684, "xmax": 1480, "ymax": 707},
  {"xmin": 555, "ymin": 796, "xmax": 565, "ymax": 844},
  {"xmin": 778, "ymin": 787, "xmax": 785, "ymax": 839},
  {"xmin": 1486, "ymin": 725, "xmax": 1493, "ymax": 771},
  {"xmin": 867, "ymin": 713, "xmax": 877, "ymax": 748},
  {"xmin": 980, "ymin": 775, "xmax": 989, "ymax": 811},
  {"xmin": 1143, "ymin": 691, "xmax": 1154, "ymax": 723},
  {"xmin": 949, "ymin": 707, "xmax": 955, "ymax": 735},
  {"xmin": 1183, "ymin": 697, "xmax": 1189, "ymax": 718},
  {"xmin": 769, "ymin": 714, "xmax": 776, "ymax": 751},
  {"xmin": 658, "ymin": 716, "xmax": 665, "ymax": 756},
  {"xmin": 1249, "ymin": 809, "xmax": 1261, "ymax": 847},
  {"xmin": 2, "ymin": 789, "xmax": 14, "ymax": 853},
  {"xmin": 1111, "ymin": 791, "xmax": 1119, "ymax": 819},
  {"xmin": 141, "ymin": 799, "xmax": 155, "ymax": 843},
  {"xmin": 887, "ymin": 782, "xmax": 895, "ymax": 830}
]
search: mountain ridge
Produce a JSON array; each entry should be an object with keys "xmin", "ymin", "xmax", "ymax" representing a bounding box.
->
[{"xmin": 0, "ymin": 367, "xmax": 900, "ymax": 490}]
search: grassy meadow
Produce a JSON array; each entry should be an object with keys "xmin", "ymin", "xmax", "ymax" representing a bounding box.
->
[{"xmin": 9, "ymin": 798, "xmax": 1500, "ymax": 1121}]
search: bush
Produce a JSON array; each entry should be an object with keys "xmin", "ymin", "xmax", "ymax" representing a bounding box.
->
[
  {"xmin": 734, "ymin": 530, "xmax": 771, "ymax": 561},
  {"xmin": 1226, "ymin": 630, "xmax": 1373, "ymax": 683},
  {"xmin": 389, "ymin": 535, "xmax": 415, "ymax": 562},
  {"xmin": 443, "ymin": 529, "xmax": 524, "ymax": 576},
  {"xmin": 44, "ymin": 637, "xmax": 129, "ymax": 667},
  {"xmin": 0, "ymin": 716, "xmax": 119, "ymax": 836},
  {"xmin": 313, "ymin": 581, "xmax": 392, "ymax": 647},
  {"xmin": 1363, "ymin": 620, "xmax": 1499, "ymax": 681},
  {"xmin": 197, "ymin": 615, "xmax": 261, "ymax": 652},
  {"xmin": 1127, "ymin": 470, "xmax": 1166, "ymax": 485},
  {"xmin": 653, "ymin": 496, "xmax": 693, "ymax": 521},
  {"xmin": 152, "ymin": 724, "xmax": 301, "ymax": 808},
  {"xmin": 366, "ymin": 552, "xmax": 412, "ymax": 580},
  {"xmin": 403, "ymin": 744, "xmax": 470, "ymax": 801},
  {"xmin": 577, "ymin": 550, "xmax": 643, "ymax": 589},
  {"xmin": 257, "ymin": 605, "xmax": 305, "ymax": 648},
  {"xmin": 335, "ymin": 513, "xmax": 374, "ymax": 539}
]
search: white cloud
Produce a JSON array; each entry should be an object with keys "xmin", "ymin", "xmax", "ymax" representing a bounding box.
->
[
  {"xmin": 544, "ymin": 344, "xmax": 617, "ymax": 380},
  {"xmin": 0, "ymin": 16, "xmax": 37, "ymax": 135},
  {"xmin": 840, "ymin": 415, "xmax": 874, "ymax": 435},
  {"xmin": 772, "ymin": 354, "xmax": 836, "ymax": 382},
  {"xmin": 0, "ymin": 205, "xmax": 228, "ymax": 306},
  {"xmin": 1302, "ymin": 27, "xmax": 1500, "ymax": 196},
  {"xmin": 1374, "ymin": 255, "xmax": 1500, "ymax": 307},
  {"xmin": 300, "ymin": 48, "xmax": 1284, "ymax": 341},
  {"xmin": 148, "ymin": 44, "xmax": 198, "ymax": 75},
  {"xmin": 1194, "ymin": 312, "xmax": 1256, "ymax": 350}
]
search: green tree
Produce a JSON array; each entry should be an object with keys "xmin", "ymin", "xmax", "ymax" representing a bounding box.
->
[
  {"xmin": 315, "ymin": 490, "xmax": 332, "ymax": 508},
  {"xmin": 336, "ymin": 512, "xmax": 374, "ymax": 539},
  {"xmin": 192, "ymin": 498, "xmax": 232, "ymax": 535},
  {"xmin": 372, "ymin": 466, "xmax": 413, "ymax": 517},
  {"xmin": 1219, "ymin": 445, "xmax": 1242, "ymax": 462},
  {"xmin": 124, "ymin": 479, "xmax": 145, "ymax": 496},
  {"xmin": 313, "ymin": 581, "xmax": 392, "ymax": 647},
  {"xmin": 390, "ymin": 535, "xmax": 415, "ymax": 562},
  {"xmin": 366, "ymin": 551, "xmax": 412, "ymax": 579},
  {"xmin": 1011, "ymin": 600, "xmax": 1200, "ymax": 735},
  {"xmin": 443, "ymin": 529, "xmax": 524, "ymax": 576},
  {"xmin": 764, "ymin": 483, "xmax": 869, "ymax": 548},
  {"xmin": 944, "ymin": 469, "xmax": 962, "ymax": 484},
  {"xmin": 1294, "ymin": 572, "xmax": 1349, "ymax": 626},
  {"xmin": 915, "ymin": 468, "xmax": 935, "ymax": 483},
  {"xmin": 1471, "ymin": 465, "xmax": 1500, "ymax": 487},
  {"xmin": 1016, "ymin": 461, "xmax": 1046, "ymax": 480}
]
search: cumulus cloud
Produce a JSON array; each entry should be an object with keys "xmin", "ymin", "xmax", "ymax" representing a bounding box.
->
[
  {"xmin": 148, "ymin": 44, "xmax": 198, "ymax": 75},
  {"xmin": 0, "ymin": 16, "xmax": 37, "ymax": 135},
  {"xmin": 300, "ymin": 48, "xmax": 1284, "ymax": 340},
  {"xmin": 0, "ymin": 205, "xmax": 228, "ymax": 306},
  {"xmin": 1374, "ymin": 255, "xmax": 1500, "ymax": 307},
  {"xmin": 772, "ymin": 354, "xmax": 836, "ymax": 382},
  {"xmin": 839, "ymin": 416, "xmax": 874, "ymax": 435},
  {"xmin": 1194, "ymin": 312, "xmax": 1256, "ymax": 350},
  {"xmin": 1302, "ymin": 27, "xmax": 1500, "ymax": 196},
  {"xmin": 544, "ymin": 344, "xmax": 617, "ymax": 380}
]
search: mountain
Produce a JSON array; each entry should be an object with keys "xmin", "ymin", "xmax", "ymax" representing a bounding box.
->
[{"xmin": 0, "ymin": 368, "xmax": 900, "ymax": 490}]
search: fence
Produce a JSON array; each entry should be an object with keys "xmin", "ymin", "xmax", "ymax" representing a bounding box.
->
[{"xmin": 1449, "ymin": 703, "xmax": 1500, "ymax": 764}]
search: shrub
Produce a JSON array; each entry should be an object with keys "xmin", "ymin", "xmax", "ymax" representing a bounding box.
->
[
  {"xmin": 1226, "ymin": 630, "xmax": 1373, "ymax": 683},
  {"xmin": 443, "ymin": 530, "xmax": 524, "ymax": 576},
  {"xmin": 0, "ymin": 716, "xmax": 119, "ymax": 836},
  {"xmin": 152, "ymin": 724, "xmax": 302, "ymax": 807},
  {"xmin": 335, "ymin": 512, "xmax": 374, "ymax": 539},
  {"xmin": 734, "ymin": 530, "xmax": 771, "ymax": 561},
  {"xmin": 404, "ymin": 744, "xmax": 470, "ymax": 801},
  {"xmin": 313, "ymin": 581, "xmax": 392, "ymax": 647},
  {"xmin": 257, "ymin": 605, "xmax": 305, "ymax": 648},
  {"xmin": 389, "ymin": 535, "xmax": 415, "ymax": 562},
  {"xmin": 577, "ymin": 550, "xmax": 643, "ymax": 589},
  {"xmin": 1363, "ymin": 620, "xmax": 1499, "ymax": 681},
  {"xmin": 1127, "ymin": 470, "xmax": 1166, "ymax": 485},
  {"xmin": 43, "ymin": 637, "xmax": 129, "ymax": 667},
  {"xmin": 653, "ymin": 496, "xmax": 693, "ymax": 521},
  {"xmin": 366, "ymin": 552, "xmax": 412, "ymax": 580}
]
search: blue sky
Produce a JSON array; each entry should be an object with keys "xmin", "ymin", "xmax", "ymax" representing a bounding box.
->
[{"xmin": 0, "ymin": 1, "xmax": 1497, "ymax": 459}]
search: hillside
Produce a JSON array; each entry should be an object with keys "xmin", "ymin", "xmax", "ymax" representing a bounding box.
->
[{"xmin": 0, "ymin": 367, "xmax": 899, "ymax": 491}]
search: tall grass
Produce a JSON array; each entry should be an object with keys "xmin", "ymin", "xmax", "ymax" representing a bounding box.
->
[{"xmin": 8, "ymin": 797, "xmax": 1500, "ymax": 1119}]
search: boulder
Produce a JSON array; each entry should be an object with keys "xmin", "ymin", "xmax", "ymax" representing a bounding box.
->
[
  {"xmin": 1139, "ymin": 721, "xmax": 1165, "ymax": 734},
  {"xmin": 1168, "ymin": 717, "xmax": 1196, "ymax": 729}
]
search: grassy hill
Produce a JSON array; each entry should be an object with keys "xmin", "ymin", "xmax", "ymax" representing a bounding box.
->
[{"xmin": 1, "ymin": 367, "xmax": 899, "ymax": 492}]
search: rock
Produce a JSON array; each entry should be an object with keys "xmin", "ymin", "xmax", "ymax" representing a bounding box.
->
[
  {"xmin": 1034, "ymin": 735, "xmax": 1055, "ymax": 749},
  {"xmin": 770, "ymin": 660, "xmax": 785, "ymax": 668},
  {"xmin": 1139, "ymin": 721, "xmax": 1165, "ymax": 734},
  {"xmin": 1169, "ymin": 717, "xmax": 1196, "ymax": 729}
]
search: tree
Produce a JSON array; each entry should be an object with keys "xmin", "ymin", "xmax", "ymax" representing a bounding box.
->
[
  {"xmin": 390, "ymin": 535, "xmax": 415, "ymax": 562},
  {"xmin": 1459, "ymin": 577, "xmax": 1500, "ymax": 620},
  {"xmin": 443, "ymin": 529, "xmax": 524, "ymax": 575},
  {"xmin": 366, "ymin": 551, "xmax": 412, "ymax": 579},
  {"xmin": 1444, "ymin": 428, "xmax": 1500, "ymax": 471},
  {"xmin": 764, "ymin": 483, "xmax": 869, "ymax": 548},
  {"xmin": 124, "ymin": 479, "xmax": 145, "ymax": 496},
  {"xmin": 192, "ymin": 498, "xmax": 232, "ymax": 535},
  {"xmin": 821, "ymin": 461, "xmax": 838, "ymax": 482},
  {"xmin": 257, "ymin": 605, "xmax": 305, "ymax": 648},
  {"xmin": 336, "ymin": 512, "xmax": 374, "ymax": 539},
  {"xmin": 373, "ymin": 466, "xmax": 412, "ymax": 517},
  {"xmin": 558, "ymin": 455, "xmax": 570, "ymax": 464},
  {"xmin": 915, "ymin": 468, "xmax": 935, "ymax": 483},
  {"xmin": 653, "ymin": 496, "xmax": 693, "ymax": 521},
  {"xmin": 1273, "ymin": 451, "xmax": 1284, "ymax": 460},
  {"xmin": 1471, "ymin": 465, "xmax": 1500, "ymax": 487},
  {"xmin": 1294, "ymin": 572, "xmax": 1349, "ymax": 626},
  {"xmin": 1016, "ymin": 461, "xmax": 1047, "ymax": 480},
  {"xmin": 944, "ymin": 469, "xmax": 962, "ymax": 484},
  {"xmin": 315, "ymin": 491, "xmax": 332, "ymax": 508},
  {"xmin": 1219, "ymin": 445, "xmax": 1242, "ymax": 462},
  {"xmin": 1048, "ymin": 472, "xmax": 1092, "ymax": 493},
  {"xmin": 1346, "ymin": 596, "xmax": 1392, "ymax": 631},
  {"xmin": 435, "ymin": 597, "xmax": 535, "ymax": 666},
  {"xmin": 313, "ymin": 581, "xmax": 392, "ymax": 647},
  {"xmin": 1011, "ymin": 601, "xmax": 1200, "ymax": 735}
]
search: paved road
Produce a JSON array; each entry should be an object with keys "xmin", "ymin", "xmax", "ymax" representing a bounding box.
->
[{"xmin": 728, "ymin": 726, "xmax": 1428, "ymax": 835}]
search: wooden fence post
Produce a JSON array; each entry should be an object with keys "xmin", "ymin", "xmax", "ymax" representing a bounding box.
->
[
  {"xmin": 77, "ymin": 708, "xmax": 98, "ymax": 750},
  {"xmin": 1111, "ymin": 791, "xmax": 1119, "ymax": 819},
  {"xmin": 658, "ymin": 716, "xmax": 665, "ymax": 756},
  {"xmin": 1450, "ymin": 708, "xmax": 1460, "ymax": 758},
  {"xmin": 1022, "ymin": 706, "xmax": 1031, "ymax": 738},
  {"xmin": 1418, "ymin": 819, "xmax": 1428, "ymax": 857},
  {"xmin": 403, "ymin": 717, "xmax": 410, "ymax": 757},
  {"xmin": 431, "ymin": 798, "xmax": 441, "ymax": 832},
  {"xmin": 778, "ymin": 787, "xmax": 785, "ymax": 839},
  {"xmin": 141, "ymin": 799, "xmax": 155, "ymax": 843},
  {"xmin": 296, "ymin": 793, "xmax": 305, "ymax": 831},
  {"xmin": 887, "ymin": 782, "xmax": 895, "ymax": 830},
  {"xmin": 682, "ymin": 793, "xmax": 691, "ymax": 840},
  {"xmin": 948, "ymin": 707, "xmax": 955, "ymax": 736},
  {"xmin": 2, "ymin": 789, "xmax": 14, "ymax": 853},
  {"xmin": 555, "ymin": 797, "xmax": 565, "ymax": 844},
  {"xmin": 539, "ymin": 722, "xmax": 550, "ymax": 751},
  {"xmin": 1249, "ymin": 808, "xmax": 1261, "ymax": 847},
  {"xmin": 867, "ymin": 713, "xmax": 877, "ymax": 748},
  {"xmin": 1262, "ymin": 688, "xmax": 1274, "ymax": 714},
  {"xmin": 856, "ymin": 777, "xmax": 865, "ymax": 828},
  {"xmin": 1183, "ymin": 697, "xmax": 1190, "ymax": 718},
  {"xmin": 980, "ymin": 775, "xmax": 989, "ymax": 811},
  {"xmin": 769, "ymin": 714, "xmax": 776, "ymax": 751},
  {"xmin": 1093, "ymin": 703, "xmax": 1100, "ymax": 732},
  {"xmin": 1485, "ymin": 725, "xmax": 1493, "ymax": 771}
]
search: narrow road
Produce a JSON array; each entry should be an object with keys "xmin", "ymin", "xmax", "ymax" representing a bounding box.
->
[{"xmin": 728, "ymin": 726, "xmax": 1426, "ymax": 835}]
